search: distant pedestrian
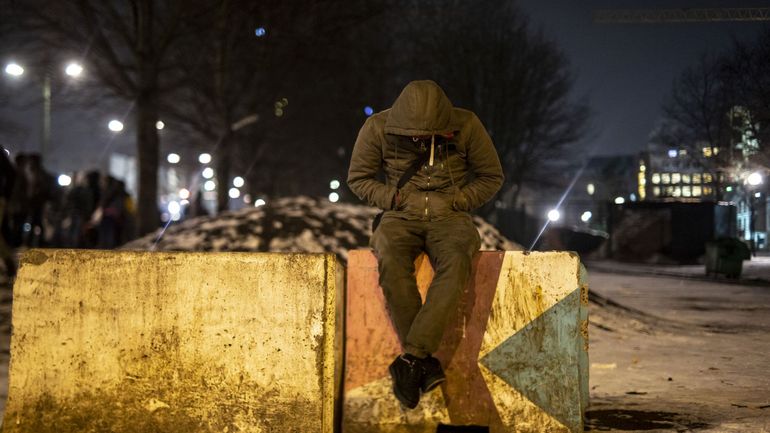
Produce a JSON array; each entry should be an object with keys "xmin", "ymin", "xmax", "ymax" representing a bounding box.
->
[
  {"xmin": 62, "ymin": 171, "xmax": 95, "ymax": 248},
  {"xmin": 7, "ymin": 153, "xmax": 29, "ymax": 247},
  {"xmin": 96, "ymin": 175, "xmax": 130, "ymax": 249},
  {"xmin": 0, "ymin": 147, "xmax": 17, "ymax": 278},
  {"xmin": 25, "ymin": 153, "xmax": 55, "ymax": 247}
]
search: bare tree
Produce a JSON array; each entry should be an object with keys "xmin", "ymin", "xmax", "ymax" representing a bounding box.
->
[
  {"xmin": 656, "ymin": 30, "xmax": 770, "ymax": 198},
  {"xmin": 383, "ymin": 0, "xmax": 589, "ymax": 212},
  {"xmin": 163, "ymin": 0, "xmax": 386, "ymax": 211},
  {"xmin": 654, "ymin": 53, "xmax": 738, "ymax": 199},
  {"xmin": 1, "ymin": 0, "xmax": 200, "ymax": 235},
  {"xmin": 724, "ymin": 29, "xmax": 770, "ymax": 169}
]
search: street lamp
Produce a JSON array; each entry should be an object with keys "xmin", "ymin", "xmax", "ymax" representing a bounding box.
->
[
  {"xmin": 108, "ymin": 120, "xmax": 124, "ymax": 132},
  {"xmin": 4, "ymin": 63, "xmax": 24, "ymax": 76},
  {"xmin": 64, "ymin": 62, "xmax": 83, "ymax": 78},
  {"xmin": 4, "ymin": 59, "xmax": 85, "ymax": 157},
  {"xmin": 747, "ymin": 172, "xmax": 763, "ymax": 186},
  {"xmin": 547, "ymin": 209, "xmax": 560, "ymax": 222}
]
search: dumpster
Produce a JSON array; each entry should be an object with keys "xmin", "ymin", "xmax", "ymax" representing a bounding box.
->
[{"xmin": 705, "ymin": 238, "xmax": 751, "ymax": 278}]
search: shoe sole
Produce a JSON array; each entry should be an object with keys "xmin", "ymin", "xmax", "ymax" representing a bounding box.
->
[
  {"xmin": 389, "ymin": 363, "xmax": 419, "ymax": 409},
  {"xmin": 421, "ymin": 376, "xmax": 446, "ymax": 393}
]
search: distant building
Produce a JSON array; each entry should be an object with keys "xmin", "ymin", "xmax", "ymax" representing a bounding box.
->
[
  {"xmin": 639, "ymin": 123, "xmax": 768, "ymax": 251},
  {"xmin": 639, "ymin": 141, "xmax": 720, "ymax": 202}
]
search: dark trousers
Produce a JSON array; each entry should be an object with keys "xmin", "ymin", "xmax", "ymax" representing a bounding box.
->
[{"xmin": 370, "ymin": 212, "xmax": 480, "ymax": 358}]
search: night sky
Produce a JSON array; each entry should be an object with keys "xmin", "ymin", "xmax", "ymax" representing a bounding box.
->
[
  {"xmin": 2, "ymin": 1, "xmax": 768, "ymax": 174},
  {"xmin": 516, "ymin": 0, "xmax": 768, "ymax": 157}
]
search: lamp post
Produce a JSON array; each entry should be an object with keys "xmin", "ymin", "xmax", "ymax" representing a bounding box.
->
[
  {"xmin": 3, "ymin": 60, "xmax": 84, "ymax": 159},
  {"xmin": 746, "ymin": 171, "xmax": 763, "ymax": 255}
]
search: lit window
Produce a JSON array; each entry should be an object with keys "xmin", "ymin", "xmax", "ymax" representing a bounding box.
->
[
  {"xmin": 703, "ymin": 173, "xmax": 713, "ymax": 183},
  {"xmin": 693, "ymin": 173, "xmax": 701, "ymax": 184},
  {"xmin": 652, "ymin": 173, "xmax": 661, "ymax": 184},
  {"xmin": 703, "ymin": 186, "xmax": 713, "ymax": 195},
  {"xmin": 653, "ymin": 187, "xmax": 661, "ymax": 196},
  {"xmin": 587, "ymin": 183, "xmax": 595, "ymax": 195},
  {"xmin": 665, "ymin": 186, "xmax": 674, "ymax": 196},
  {"xmin": 672, "ymin": 173, "xmax": 681, "ymax": 184},
  {"xmin": 713, "ymin": 147, "xmax": 719, "ymax": 155},
  {"xmin": 668, "ymin": 149, "xmax": 678, "ymax": 158},
  {"xmin": 683, "ymin": 186, "xmax": 691, "ymax": 197},
  {"xmin": 679, "ymin": 149, "xmax": 687, "ymax": 156},
  {"xmin": 693, "ymin": 186, "xmax": 702, "ymax": 196},
  {"xmin": 682, "ymin": 174, "xmax": 691, "ymax": 184},
  {"xmin": 673, "ymin": 186, "xmax": 682, "ymax": 197},
  {"xmin": 703, "ymin": 147, "xmax": 712, "ymax": 157},
  {"xmin": 639, "ymin": 163, "xmax": 646, "ymax": 172},
  {"xmin": 662, "ymin": 173, "xmax": 671, "ymax": 184}
]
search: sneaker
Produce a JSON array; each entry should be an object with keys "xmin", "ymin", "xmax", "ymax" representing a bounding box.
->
[
  {"xmin": 388, "ymin": 354, "xmax": 423, "ymax": 409},
  {"xmin": 420, "ymin": 355, "xmax": 446, "ymax": 393}
]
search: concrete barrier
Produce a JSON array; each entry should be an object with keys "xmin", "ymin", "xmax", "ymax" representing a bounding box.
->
[
  {"xmin": 344, "ymin": 250, "xmax": 588, "ymax": 433},
  {"xmin": 3, "ymin": 249, "xmax": 343, "ymax": 433}
]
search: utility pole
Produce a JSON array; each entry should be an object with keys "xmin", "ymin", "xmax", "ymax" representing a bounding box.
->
[{"xmin": 41, "ymin": 71, "xmax": 51, "ymax": 158}]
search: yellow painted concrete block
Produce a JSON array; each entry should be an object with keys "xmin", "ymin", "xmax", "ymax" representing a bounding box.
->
[{"xmin": 3, "ymin": 249, "xmax": 343, "ymax": 433}]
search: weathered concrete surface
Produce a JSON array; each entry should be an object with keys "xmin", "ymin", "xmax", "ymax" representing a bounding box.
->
[
  {"xmin": 344, "ymin": 250, "xmax": 588, "ymax": 433},
  {"xmin": 3, "ymin": 249, "xmax": 343, "ymax": 433}
]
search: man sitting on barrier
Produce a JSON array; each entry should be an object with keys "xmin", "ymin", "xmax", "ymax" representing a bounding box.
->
[{"xmin": 347, "ymin": 80, "xmax": 503, "ymax": 409}]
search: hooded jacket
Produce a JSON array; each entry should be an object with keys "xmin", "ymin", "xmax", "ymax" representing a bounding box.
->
[{"xmin": 347, "ymin": 80, "xmax": 504, "ymax": 221}]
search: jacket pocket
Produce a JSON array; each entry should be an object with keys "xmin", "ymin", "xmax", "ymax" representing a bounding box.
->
[
  {"xmin": 429, "ymin": 190, "xmax": 456, "ymax": 218},
  {"xmin": 452, "ymin": 189, "xmax": 471, "ymax": 212}
]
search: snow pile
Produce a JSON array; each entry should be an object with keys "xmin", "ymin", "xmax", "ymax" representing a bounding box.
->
[{"xmin": 124, "ymin": 196, "xmax": 521, "ymax": 261}]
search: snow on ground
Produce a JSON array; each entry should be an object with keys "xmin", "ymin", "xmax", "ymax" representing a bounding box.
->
[{"xmin": 123, "ymin": 196, "xmax": 522, "ymax": 260}]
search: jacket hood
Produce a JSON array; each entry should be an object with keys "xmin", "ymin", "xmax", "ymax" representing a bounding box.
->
[{"xmin": 384, "ymin": 80, "xmax": 456, "ymax": 136}]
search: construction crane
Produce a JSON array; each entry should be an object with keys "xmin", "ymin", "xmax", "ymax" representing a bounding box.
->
[{"xmin": 594, "ymin": 7, "xmax": 770, "ymax": 24}]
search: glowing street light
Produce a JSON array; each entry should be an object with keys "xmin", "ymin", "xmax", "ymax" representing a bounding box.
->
[
  {"xmin": 167, "ymin": 153, "xmax": 180, "ymax": 164},
  {"xmin": 179, "ymin": 188, "xmax": 190, "ymax": 200},
  {"xmin": 57, "ymin": 174, "xmax": 72, "ymax": 187},
  {"xmin": 156, "ymin": 120, "xmax": 165, "ymax": 130},
  {"xmin": 581, "ymin": 211, "xmax": 592, "ymax": 222},
  {"xmin": 202, "ymin": 167, "xmax": 214, "ymax": 179},
  {"xmin": 4, "ymin": 62, "xmax": 24, "ymax": 77},
  {"xmin": 330, "ymin": 179, "xmax": 340, "ymax": 190},
  {"xmin": 255, "ymin": 27, "xmax": 267, "ymax": 37},
  {"xmin": 168, "ymin": 201, "xmax": 181, "ymax": 215},
  {"xmin": 747, "ymin": 172, "xmax": 763, "ymax": 186},
  {"xmin": 233, "ymin": 176, "xmax": 245, "ymax": 187},
  {"xmin": 547, "ymin": 209, "xmax": 560, "ymax": 222},
  {"xmin": 64, "ymin": 62, "xmax": 83, "ymax": 78},
  {"xmin": 329, "ymin": 192, "xmax": 340, "ymax": 203},
  {"xmin": 254, "ymin": 198, "xmax": 266, "ymax": 207},
  {"xmin": 204, "ymin": 180, "xmax": 216, "ymax": 191},
  {"xmin": 229, "ymin": 187, "xmax": 241, "ymax": 199},
  {"xmin": 614, "ymin": 196, "xmax": 625, "ymax": 204},
  {"xmin": 198, "ymin": 153, "xmax": 212, "ymax": 164},
  {"xmin": 108, "ymin": 120, "xmax": 124, "ymax": 132}
]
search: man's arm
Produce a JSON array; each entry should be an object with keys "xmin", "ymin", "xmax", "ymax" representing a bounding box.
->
[
  {"xmin": 347, "ymin": 117, "xmax": 397, "ymax": 210},
  {"xmin": 457, "ymin": 114, "xmax": 504, "ymax": 210}
]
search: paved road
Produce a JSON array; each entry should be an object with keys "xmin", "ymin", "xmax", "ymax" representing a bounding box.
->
[{"xmin": 586, "ymin": 268, "xmax": 770, "ymax": 432}]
